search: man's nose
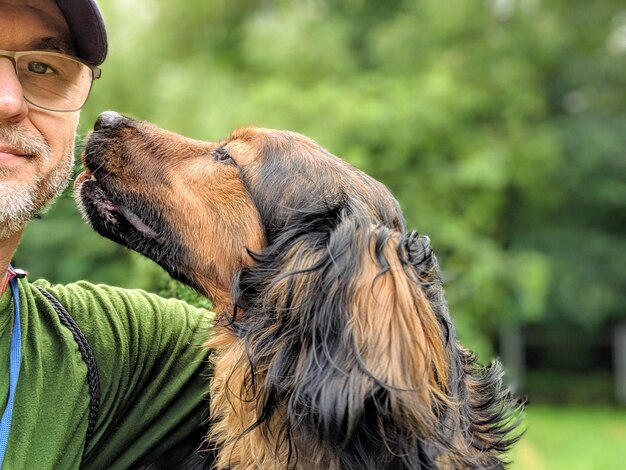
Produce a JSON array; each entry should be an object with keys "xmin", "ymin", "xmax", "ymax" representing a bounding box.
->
[{"xmin": 0, "ymin": 59, "xmax": 28, "ymax": 122}]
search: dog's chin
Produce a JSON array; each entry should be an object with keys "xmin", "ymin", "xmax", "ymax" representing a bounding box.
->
[
  {"xmin": 75, "ymin": 170, "xmax": 161, "ymax": 255},
  {"xmin": 75, "ymin": 171, "xmax": 203, "ymax": 293}
]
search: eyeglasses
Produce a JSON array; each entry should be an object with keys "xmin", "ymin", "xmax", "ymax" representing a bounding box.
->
[{"xmin": 0, "ymin": 49, "xmax": 101, "ymax": 112}]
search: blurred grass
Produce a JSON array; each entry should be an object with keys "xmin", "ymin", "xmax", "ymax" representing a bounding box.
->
[{"xmin": 510, "ymin": 406, "xmax": 626, "ymax": 470}]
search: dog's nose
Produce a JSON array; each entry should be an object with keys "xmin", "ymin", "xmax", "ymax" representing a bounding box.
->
[{"xmin": 94, "ymin": 111, "xmax": 128, "ymax": 131}]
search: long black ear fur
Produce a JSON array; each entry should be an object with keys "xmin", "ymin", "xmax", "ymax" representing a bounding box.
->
[{"xmin": 229, "ymin": 207, "xmax": 521, "ymax": 469}]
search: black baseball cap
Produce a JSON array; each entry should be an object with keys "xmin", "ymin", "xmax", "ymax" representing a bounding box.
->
[{"xmin": 54, "ymin": 0, "xmax": 107, "ymax": 66}]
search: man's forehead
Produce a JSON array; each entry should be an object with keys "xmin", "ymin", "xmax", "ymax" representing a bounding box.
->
[
  {"xmin": 0, "ymin": 0, "xmax": 72, "ymax": 48},
  {"xmin": 0, "ymin": 0, "xmax": 63, "ymax": 16}
]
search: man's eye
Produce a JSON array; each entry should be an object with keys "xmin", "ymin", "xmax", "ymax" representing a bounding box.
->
[{"xmin": 27, "ymin": 61, "xmax": 54, "ymax": 74}]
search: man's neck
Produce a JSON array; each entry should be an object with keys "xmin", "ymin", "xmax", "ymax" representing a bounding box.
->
[{"xmin": 0, "ymin": 231, "xmax": 23, "ymax": 283}]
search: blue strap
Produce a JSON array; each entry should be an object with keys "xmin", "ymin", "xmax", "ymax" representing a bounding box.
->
[{"xmin": 0, "ymin": 274, "xmax": 22, "ymax": 467}]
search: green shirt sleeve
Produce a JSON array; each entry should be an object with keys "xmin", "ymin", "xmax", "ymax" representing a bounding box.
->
[{"xmin": 35, "ymin": 280, "xmax": 214, "ymax": 469}]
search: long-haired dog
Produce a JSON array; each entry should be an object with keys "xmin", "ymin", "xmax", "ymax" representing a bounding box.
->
[{"xmin": 75, "ymin": 111, "xmax": 521, "ymax": 469}]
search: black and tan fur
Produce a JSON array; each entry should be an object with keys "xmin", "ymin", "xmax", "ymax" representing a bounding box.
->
[{"xmin": 75, "ymin": 112, "xmax": 521, "ymax": 469}]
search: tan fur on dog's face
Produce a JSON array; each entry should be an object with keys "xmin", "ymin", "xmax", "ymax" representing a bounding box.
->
[
  {"xmin": 76, "ymin": 119, "xmax": 267, "ymax": 308},
  {"xmin": 75, "ymin": 114, "xmax": 400, "ymax": 308}
]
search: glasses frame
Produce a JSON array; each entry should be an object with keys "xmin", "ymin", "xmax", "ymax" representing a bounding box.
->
[{"xmin": 0, "ymin": 49, "xmax": 102, "ymax": 112}]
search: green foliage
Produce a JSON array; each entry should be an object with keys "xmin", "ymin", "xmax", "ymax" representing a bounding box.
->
[
  {"xmin": 16, "ymin": 0, "xmax": 626, "ymax": 358},
  {"xmin": 525, "ymin": 371, "xmax": 614, "ymax": 405},
  {"xmin": 157, "ymin": 279, "xmax": 213, "ymax": 311}
]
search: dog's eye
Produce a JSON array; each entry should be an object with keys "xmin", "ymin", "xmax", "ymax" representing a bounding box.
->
[{"xmin": 213, "ymin": 147, "xmax": 235, "ymax": 164}]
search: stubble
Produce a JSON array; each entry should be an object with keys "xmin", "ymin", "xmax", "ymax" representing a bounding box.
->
[{"xmin": 0, "ymin": 125, "xmax": 73, "ymax": 240}]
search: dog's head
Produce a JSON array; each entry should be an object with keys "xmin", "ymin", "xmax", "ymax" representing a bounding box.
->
[
  {"xmin": 76, "ymin": 111, "xmax": 519, "ymax": 469},
  {"xmin": 76, "ymin": 112, "xmax": 404, "ymax": 307}
]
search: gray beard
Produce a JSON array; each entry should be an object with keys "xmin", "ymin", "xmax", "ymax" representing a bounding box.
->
[{"xmin": 0, "ymin": 125, "xmax": 73, "ymax": 240}]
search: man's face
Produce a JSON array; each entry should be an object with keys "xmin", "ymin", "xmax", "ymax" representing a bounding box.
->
[{"xmin": 0, "ymin": 0, "xmax": 79, "ymax": 240}]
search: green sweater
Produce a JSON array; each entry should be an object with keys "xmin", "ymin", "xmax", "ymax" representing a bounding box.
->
[{"xmin": 0, "ymin": 277, "xmax": 214, "ymax": 469}]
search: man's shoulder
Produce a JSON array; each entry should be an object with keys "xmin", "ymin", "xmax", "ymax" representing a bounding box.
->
[
  {"xmin": 25, "ymin": 277, "xmax": 213, "ymax": 387},
  {"xmin": 30, "ymin": 278, "xmax": 211, "ymax": 320},
  {"xmin": 27, "ymin": 278, "xmax": 214, "ymax": 348}
]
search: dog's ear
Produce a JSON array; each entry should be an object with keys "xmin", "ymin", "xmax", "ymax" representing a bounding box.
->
[
  {"xmin": 227, "ymin": 205, "xmax": 519, "ymax": 468},
  {"xmin": 301, "ymin": 220, "xmax": 454, "ymax": 467},
  {"xmin": 235, "ymin": 210, "xmax": 460, "ymax": 467}
]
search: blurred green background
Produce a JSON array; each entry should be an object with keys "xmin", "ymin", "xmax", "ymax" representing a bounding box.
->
[{"xmin": 14, "ymin": 0, "xmax": 626, "ymax": 466}]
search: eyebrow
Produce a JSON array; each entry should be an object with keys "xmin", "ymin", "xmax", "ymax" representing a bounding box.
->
[{"xmin": 26, "ymin": 37, "xmax": 75, "ymax": 55}]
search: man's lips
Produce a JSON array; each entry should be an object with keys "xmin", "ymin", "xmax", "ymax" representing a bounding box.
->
[{"xmin": 0, "ymin": 145, "xmax": 27, "ymax": 160}]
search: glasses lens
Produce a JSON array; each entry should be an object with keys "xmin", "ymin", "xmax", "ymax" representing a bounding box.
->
[{"xmin": 16, "ymin": 52, "xmax": 94, "ymax": 112}]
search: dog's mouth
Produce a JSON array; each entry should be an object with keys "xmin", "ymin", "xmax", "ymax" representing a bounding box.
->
[
  {"xmin": 76, "ymin": 159, "xmax": 200, "ymax": 292},
  {"xmin": 75, "ymin": 167, "xmax": 161, "ymax": 243}
]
